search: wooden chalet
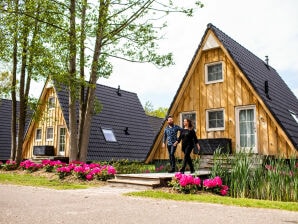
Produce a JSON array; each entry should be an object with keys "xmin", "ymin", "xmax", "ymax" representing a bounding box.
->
[
  {"xmin": 146, "ymin": 23, "xmax": 298, "ymax": 163},
  {"xmin": 22, "ymin": 81, "xmax": 157, "ymax": 162}
]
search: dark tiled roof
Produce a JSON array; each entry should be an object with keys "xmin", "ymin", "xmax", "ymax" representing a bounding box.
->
[
  {"xmin": 208, "ymin": 23, "xmax": 298, "ymax": 150},
  {"xmin": 0, "ymin": 99, "xmax": 32, "ymax": 161},
  {"xmin": 146, "ymin": 115, "xmax": 163, "ymax": 136},
  {"xmin": 167, "ymin": 24, "xmax": 298, "ymax": 150},
  {"xmin": 56, "ymin": 84, "xmax": 155, "ymax": 162},
  {"xmin": 0, "ymin": 99, "xmax": 12, "ymax": 160}
]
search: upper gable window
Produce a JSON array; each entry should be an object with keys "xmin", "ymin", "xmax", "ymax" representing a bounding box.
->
[
  {"xmin": 48, "ymin": 97, "xmax": 55, "ymax": 109},
  {"xmin": 206, "ymin": 109, "xmax": 225, "ymax": 131},
  {"xmin": 289, "ymin": 110, "xmax": 298, "ymax": 123},
  {"xmin": 102, "ymin": 128, "xmax": 117, "ymax": 142},
  {"xmin": 205, "ymin": 62, "xmax": 224, "ymax": 84}
]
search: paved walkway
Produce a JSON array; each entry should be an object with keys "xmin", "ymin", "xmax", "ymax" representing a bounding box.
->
[{"xmin": 0, "ymin": 184, "xmax": 297, "ymax": 224}]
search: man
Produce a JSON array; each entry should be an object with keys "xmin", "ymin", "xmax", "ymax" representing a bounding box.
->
[{"xmin": 162, "ymin": 115, "xmax": 181, "ymax": 173}]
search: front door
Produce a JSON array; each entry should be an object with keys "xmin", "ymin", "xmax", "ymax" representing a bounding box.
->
[
  {"xmin": 235, "ymin": 106, "xmax": 257, "ymax": 153},
  {"xmin": 58, "ymin": 127, "xmax": 66, "ymax": 156}
]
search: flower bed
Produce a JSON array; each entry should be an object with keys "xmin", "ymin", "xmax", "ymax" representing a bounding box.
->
[
  {"xmin": 169, "ymin": 172, "xmax": 229, "ymax": 196},
  {"xmin": 0, "ymin": 159, "xmax": 117, "ymax": 182}
]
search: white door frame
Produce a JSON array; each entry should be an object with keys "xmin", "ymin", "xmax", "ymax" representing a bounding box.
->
[
  {"xmin": 58, "ymin": 126, "xmax": 66, "ymax": 156},
  {"xmin": 235, "ymin": 105, "xmax": 258, "ymax": 153}
]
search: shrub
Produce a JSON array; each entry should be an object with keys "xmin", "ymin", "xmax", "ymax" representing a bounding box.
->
[
  {"xmin": 20, "ymin": 160, "xmax": 42, "ymax": 172},
  {"xmin": 2, "ymin": 160, "xmax": 18, "ymax": 171},
  {"xmin": 169, "ymin": 173, "xmax": 201, "ymax": 194}
]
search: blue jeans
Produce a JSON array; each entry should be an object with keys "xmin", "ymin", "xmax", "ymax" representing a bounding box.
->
[{"xmin": 167, "ymin": 145, "xmax": 176, "ymax": 171}]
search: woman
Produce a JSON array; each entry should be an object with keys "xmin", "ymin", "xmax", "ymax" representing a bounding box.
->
[{"xmin": 174, "ymin": 118, "xmax": 200, "ymax": 174}]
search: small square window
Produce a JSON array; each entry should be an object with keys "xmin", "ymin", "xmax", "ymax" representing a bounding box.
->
[
  {"xmin": 181, "ymin": 112, "xmax": 196, "ymax": 130},
  {"xmin": 48, "ymin": 97, "xmax": 55, "ymax": 109},
  {"xmin": 205, "ymin": 62, "xmax": 223, "ymax": 84},
  {"xmin": 102, "ymin": 128, "xmax": 117, "ymax": 142},
  {"xmin": 207, "ymin": 109, "xmax": 225, "ymax": 131},
  {"xmin": 36, "ymin": 129, "xmax": 42, "ymax": 141},
  {"xmin": 46, "ymin": 127, "xmax": 53, "ymax": 140}
]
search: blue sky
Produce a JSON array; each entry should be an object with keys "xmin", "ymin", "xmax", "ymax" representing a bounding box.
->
[{"xmin": 100, "ymin": 0, "xmax": 298, "ymax": 108}]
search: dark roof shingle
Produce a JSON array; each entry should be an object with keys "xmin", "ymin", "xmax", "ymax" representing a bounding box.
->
[{"xmin": 56, "ymin": 84, "xmax": 155, "ymax": 162}]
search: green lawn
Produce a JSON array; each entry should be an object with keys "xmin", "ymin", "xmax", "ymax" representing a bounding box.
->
[
  {"xmin": 1, "ymin": 172, "xmax": 297, "ymax": 212},
  {"xmin": 0, "ymin": 172, "xmax": 104, "ymax": 190},
  {"xmin": 126, "ymin": 190, "xmax": 298, "ymax": 212}
]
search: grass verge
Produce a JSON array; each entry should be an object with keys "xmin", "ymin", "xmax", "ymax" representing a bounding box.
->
[
  {"xmin": 126, "ymin": 190, "xmax": 298, "ymax": 212},
  {"xmin": 0, "ymin": 172, "xmax": 104, "ymax": 190}
]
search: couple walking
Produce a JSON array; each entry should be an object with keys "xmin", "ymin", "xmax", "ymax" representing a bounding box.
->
[{"xmin": 162, "ymin": 115, "xmax": 200, "ymax": 173}]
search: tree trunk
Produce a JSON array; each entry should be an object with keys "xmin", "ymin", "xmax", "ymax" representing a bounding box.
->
[
  {"xmin": 78, "ymin": 0, "xmax": 87, "ymax": 154},
  {"xmin": 79, "ymin": 0, "xmax": 109, "ymax": 162},
  {"xmin": 10, "ymin": 0, "xmax": 19, "ymax": 162},
  {"xmin": 68, "ymin": 0, "xmax": 79, "ymax": 162}
]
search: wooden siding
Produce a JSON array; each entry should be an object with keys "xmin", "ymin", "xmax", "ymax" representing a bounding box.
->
[
  {"xmin": 22, "ymin": 87, "xmax": 69, "ymax": 159},
  {"xmin": 148, "ymin": 46, "xmax": 297, "ymax": 162}
]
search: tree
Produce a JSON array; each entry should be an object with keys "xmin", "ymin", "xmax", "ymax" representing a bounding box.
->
[
  {"xmin": 0, "ymin": 0, "xmax": 66, "ymax": 163},
  {"xmin": 1, "ymin": 0, "xmax": 203, "ymax": 162},
  {"xmin": 144, "ymin": 101, "xmax": 168, "ymax": 118}
]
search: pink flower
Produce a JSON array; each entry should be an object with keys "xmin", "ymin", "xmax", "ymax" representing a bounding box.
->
[
  {"xmin": 214, "ymin": 176, "xmax": 222, "ymax": 186},
  {"xmin": 86, "ymin": 174, "xmax": 93, "ymax": 180},
  {"xmin": 220, "ymin": 189, "xmax": 228, "ymax": 196},
  {"xmin": 175, "ymin": 172, "xmax": 182, "ymax": 180},
  {"xmin": 193, "ymin": 177, "xmax": 201, "ymax": 186}
]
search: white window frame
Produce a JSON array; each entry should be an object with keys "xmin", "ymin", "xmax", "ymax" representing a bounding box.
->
[
  {"xmin": 46, "ymin": 127, "xmax": 54, "ymax": 140},
  {"xmin": 35, "ymin": 128, "xmax": 42, "ymax": 141},
  {"xmin": 180, "ymin": 112, "xmax": 197, "ymax": 130},
  {"xmin": 206, "ymin": 108, "xmax": 225, "ymax": 131},
  {"xmin": 48, "ymin": 97, "xmax": 55, "ymax": 110},
  {"xmin": 205, "ymin": 61, "xmax": 224, "ymax": 84},
  {"xmin": 101, "ymin": 128, "xmax": 117, "ymax": 142}
]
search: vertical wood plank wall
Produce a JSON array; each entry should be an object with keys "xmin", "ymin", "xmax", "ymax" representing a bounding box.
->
[
  {"xmin": 22, "ymin": 87, "xmax": 69, "ymax": 159},
  {"xmin": 151, "ymin": 47, "xmax": 297, "ymax": 161}
]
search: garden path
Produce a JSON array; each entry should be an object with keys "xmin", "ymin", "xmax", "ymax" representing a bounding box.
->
[{"xmin": 0, "ymin": 184, "xmax": 297, "ymax": 224}]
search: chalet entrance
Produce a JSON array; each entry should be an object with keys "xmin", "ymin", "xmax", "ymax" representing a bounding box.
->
[
  {"xmin": 58, "ymin": 127, "xmax": 66, "ymax": 156},
  {"xmin": 235, "ymin": 106, "xmax": 257, "ymax": 153}
]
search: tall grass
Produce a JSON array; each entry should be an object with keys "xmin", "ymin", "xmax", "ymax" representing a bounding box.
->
[{"xmin": 211, "ymin": 150, "xmax": 298, "ymax": 202}]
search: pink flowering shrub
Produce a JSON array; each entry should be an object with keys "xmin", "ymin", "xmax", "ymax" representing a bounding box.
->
[
  {"xmin": 169, "ymin": 173, "xmax": 201, "ymax": 194},
  {"xmin": 42, "ymin": 160, "xmax": 66, "ymax": 172},
  {"xmin": 20, "ymin": 160, "xmax": 43, "ymax": 172},
  {"xmin": 203, "ymin": 176, "xmax": 229, "ymax": 196},
  {"xmin": 72, "ymin": 163, "xmax": 116, "ymax": 181},
  {"xmin": 2, "ymin": 160, "xmax": 18, "ymax": 171}
]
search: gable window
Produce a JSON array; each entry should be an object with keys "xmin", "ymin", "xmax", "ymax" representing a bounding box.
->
[
  {"xmin": 180, "ymin": 112, "xmax": 196, "ymax": 130},
  {"xmin": 289, "ymin": 110, "xmax": 298, "ymax": 123},
  {"xmin": 102, "ymin": 128, "xmax": 117, "ymax": 142},
  {"xmin": 206, "ymin": 109, "xmax": 225, "ymax": 131},
  {"xmin": 46, "ymin": 127, "xmax": 54, "ymax": 140},
  {"xmin": 36, "ymin": 128, "xmax": 42, "ymax": 141},
  {"xmin": 205, "ymin": 62, "xmax": 223, "ymax": 84},
  {"xmin": 48, "ymin": 97, "xmax": 55, "ymax": 109}
]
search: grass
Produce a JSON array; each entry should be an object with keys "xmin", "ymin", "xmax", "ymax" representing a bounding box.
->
[
  {"xmin": 126, "ymin": 190, "xmax": 298, "ymax": 212},
  {"xmin": 0, "ymin": 172, "xmax": 105, "ymax": 190}
]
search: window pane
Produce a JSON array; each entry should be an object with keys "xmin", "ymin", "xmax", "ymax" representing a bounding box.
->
[
  {"xmin": 208, "ymin": 110, "xmax": 224, "ymax": 129},
  {"xmin": 36, "ymin": 129, "xmax": 42, "ymax": 140},
  {"xmin": 207, "ymin": 63, "xmax": 222, "ymax": 82},
  {"xmin": 46, "ymin": 127, "xmax": 53, "ymax": 140},
  {"xmin": 48, "ymin": 97, "xmax": 55, "ymax": 109},
  {"xmin": 102, "ymin": 128, "xmax": 117, "ymax": 142}
]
